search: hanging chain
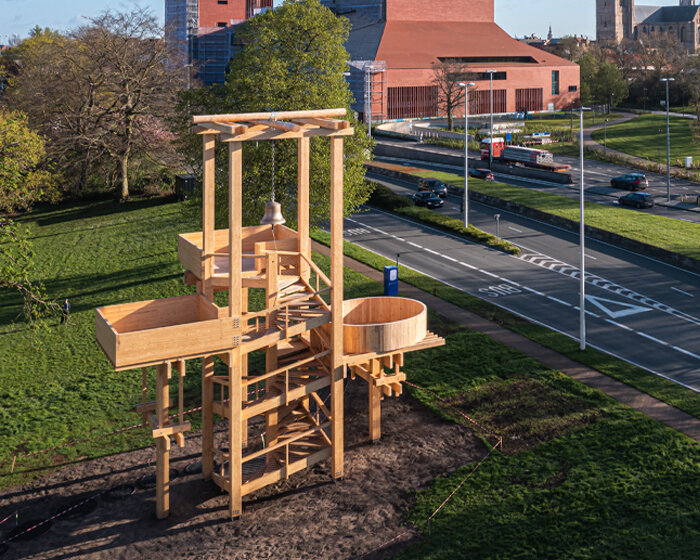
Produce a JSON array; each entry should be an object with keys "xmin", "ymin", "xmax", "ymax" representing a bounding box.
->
[{"xmin": 271, "ymin": 141, "xmax": 276, "ymax": 202}]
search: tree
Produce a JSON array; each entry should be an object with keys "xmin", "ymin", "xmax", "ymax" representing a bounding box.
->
[
  {"xmin": 432, "ymin": 60, "xmax": 468, "ymax": 131},
  {"xmin": 0, "ymin": 218, "xmax": 60, "ymax": 324},
  {"xmin": 3, "ymin": 10, "xmax": 184, "ymax": 200},
  {"xmin": 179, "ymin": 0, "xmax": 373, "ymax": 228},
  {"xmin": 0, "ymin": 110, "xmax": 56, "ymax": 213}
]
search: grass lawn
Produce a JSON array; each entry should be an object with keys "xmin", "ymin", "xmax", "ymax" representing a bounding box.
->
[
  {"xmin": 312, "ymin": 230, "xmax": 700, "ymax": 419},
  {"xmin": 0, "ymin": 197, "xmax": 382, "ymax": 488},
  {"xmin": 2, "ymin": 198, "xmax": 698, "ymax": 558},
  {"xmin": 410, "ymin": 170, "xmax": 700, "ymax": 262},
  {"xmin": 591, "ymin": 114, "xmax": 700, "ymax": 164}
]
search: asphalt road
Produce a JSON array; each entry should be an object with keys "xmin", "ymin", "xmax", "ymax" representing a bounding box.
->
[
  {"xmin": 351, "ymin": 174, "xmax": 700, "ymax": 391},
  {"xmin": 375, "ymin": 138, "xmax": 700, "ymax": 224}
]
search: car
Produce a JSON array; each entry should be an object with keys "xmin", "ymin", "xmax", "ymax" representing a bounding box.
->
[
  {"xmin": 610, "ymin": 173, "xmax": 648, "ymax": 190},
  {"xmin": 469, "ymin": 168, "xmax": 495, "ymax": 181},
  {"xmin": 412, "ymin": 191, "xmax": 444, "ymax": 208},
  {"xmin": 417, "ymin": 178, "xmax": 448, "ymax": 197},
  {"xmin": 618, "ymin": 192, "xmax": 655, "ymax": 208}
]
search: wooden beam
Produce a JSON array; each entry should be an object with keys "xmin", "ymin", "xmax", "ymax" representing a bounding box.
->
[
  {"xmin": 369, "ymin": 382, "xmax": 381, "ymax": 442},
  {"xmin": 249, "ymin": 119, "xmax": 302, "ymax": 133},
  {"xmin": 209, "ymin": 122, "xmax": 248, "ymax": 135},
  {"xmin": 219, "ymin": 126, "xmax": 354, "ymax": 143},
  {"xmin": 193, "ymin": 108, "xmax": 347, "ymax": 124},
  {"xmin": 229, "ymin": 142, "xmax": 243, "ymax": 316},
  {"xmin": 330, "ymin": 135, "xmax": 345, "ymax": 480},
  {"xmin": 155, "ymin": 362, "xmax": 171, "ymax": 519},
  {"xmin": 152, "ymin": 421, "xmax": 191, "ymax": 439},
  {"xmin": 202, "ymin": 356, "xmax": 215, "ymax": 479},
  {"xmin": 292, "ymin": 117, "xmax": 350, "ymax": 130},
  {"xmin": 297, "ymin": 137, "xmax": 310, "ymax": 281},
  {"xmin": 202, "ymin": 134, "xmax": 216, "ymax": 299},
  {"xmin": 228, "ymin": 349, "xmax": 243, "ymax": 518}
]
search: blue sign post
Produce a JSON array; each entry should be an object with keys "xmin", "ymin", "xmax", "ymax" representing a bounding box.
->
[{"xmin": 384, "ymin": 265, "xmax": 399, "ymax": 296}]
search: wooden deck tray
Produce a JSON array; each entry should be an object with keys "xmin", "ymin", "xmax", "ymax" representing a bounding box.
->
[{"xmin": 95, "ymin": 294, "xmax": 237, "ymax": 370}]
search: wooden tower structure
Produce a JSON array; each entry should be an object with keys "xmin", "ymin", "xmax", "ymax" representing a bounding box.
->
[{"xmin": 95, "ymin": 108, "xmax": 444, "ymax": 520}]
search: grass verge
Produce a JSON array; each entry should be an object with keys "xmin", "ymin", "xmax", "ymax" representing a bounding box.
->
[
  {"xmin": 312, "ymin": 230, "xmax": 700, "ymax": 419},
  {"xmin": 408, "ymin": 169, "xmax": 700, "ymax": 261}
]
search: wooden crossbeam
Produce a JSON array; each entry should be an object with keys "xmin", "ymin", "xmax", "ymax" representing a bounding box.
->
[
  {"xmin": 249, "ymin": 119, "xmax": 302, "ymax": 133},
  {"xmin": 152, "ymin": 421, "xmax": 192, "ymax": 439},
  {"xmin": 193, "ymin": 108, "xmax": 346, "ymax": 124},
  {"xmin": 292, "ymin": 117, "xmax": 350, "ymax": 130}
]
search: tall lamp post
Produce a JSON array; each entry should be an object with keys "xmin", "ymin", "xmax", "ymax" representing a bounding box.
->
[
  {"xmin": 458, "ymin": 81, "xmax": 476, "ymax": 228},
  {"xmin": 485, "ymin": 69, "xmax": 498, "ymax": 168},
  {"xmin": 661, "ymin": 77, "xmax": 674, "ymax": 202},
  {"xmin": 577, "ymin": 105, "xmax": 591, "ymax": 351}
]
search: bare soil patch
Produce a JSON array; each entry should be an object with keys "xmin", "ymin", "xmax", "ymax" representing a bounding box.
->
[
  {"xmin": 0, "ymin": 379, "xmax": 484, "ymax": 559},
  {"xmin": 444, "ymin": 378, "xmax": 602, "ymax": 455}
]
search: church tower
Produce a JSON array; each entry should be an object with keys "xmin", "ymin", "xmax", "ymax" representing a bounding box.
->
[{"xmin": 597, "ymin": 0, "xmax": 635, "ymax": 43}]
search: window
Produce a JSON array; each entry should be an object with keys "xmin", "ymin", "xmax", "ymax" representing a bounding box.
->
[
  {"xmin": 515, "ymin": 88, "xmax": 543, "ymax": 112},
  {"xmin": 568, "ymin": 85, "xmax": 578, "ymax": 92},
  {"xmin": 471, "ymin": 89, "xmax": 507, "ymax": 114},
  {"xmin": 217, "ymin": 22, "xmax": 227, "ymax": 27},
  {"xmin": 218, "ymin": 0, "xmax": 228, "ymax": 3},
  {"xmin": 387, "ymin": 86, "xmax": 438, "ymax": 119},
  {"xmin": 552, "ymin": 70, "xmax": 560, "ymax": 95}
]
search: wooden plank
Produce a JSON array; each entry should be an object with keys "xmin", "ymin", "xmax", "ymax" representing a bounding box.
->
[
  {"xmin": 228, "ymin": 349, "xmax": 243, "ymax": 518},
  {"xmin": 155, "ymin": 362, "xmax": 171, "ymax": 519},
  {"xmin": 177, "ymin": 235, "xmax": 203, "ymax": 278},
  {"xmin": 330, "ymin": 135, "xmax": 345, "ymax": 480},
  {"xmin": 220, "ymin": 126, "xmax": 354, "ymax": 143},
  {"xmin": 202, "ymin": 134, "xmax": 216, "ymax": 299},
  {"xmin": 209, "ymin": 122, "xmax": 248, "ymax": 135},
  {"xmin": 249, "ymin": 119, "xmax": 302, "ymax": 132},
  {"xmin": 229, "ymin": 142, "xmax": 243, "ymax": 317},
  {"xmin": 369, "ymin": 381, "xmax": 381, "ymax": 442},
  {"xmin": 202, "ymin": 356, "xmax": 214, "ymax": 479},
  {"xmin": 193, "ymin": 108, "xmax": 347, "ymax": 124},
  {"xmin": 298, "ymin": 137, "xmax": 310, "ymax": 282},
  {"xmin": 94, "ymin": 309, "xmax": 117, "ymax": 367},
  {"xmin": 241, "ymin": 447, "xmax": 331, "ymax": 496},
  {"xmin": 152, "ymin": 421, "xmax": 191, "ymax": 439},
  {"xmin": 292, "ymin": 117, "xmax": 350, "ymax": 130},
  {"xmin": 244, "ymin": 376, "xmax": 331, "ymax": 419}
]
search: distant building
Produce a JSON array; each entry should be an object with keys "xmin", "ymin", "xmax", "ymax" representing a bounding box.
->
[
  {"xmin": 597, "ymin": 0, "xmax": 700, "ymax": 51},
  {"xmin": 166, "ymin": 0, "xmax": 272, "ymax": 85},
  {"xmin": 322, "ymin": 0, "xmax": 580, "ymax": 121}
]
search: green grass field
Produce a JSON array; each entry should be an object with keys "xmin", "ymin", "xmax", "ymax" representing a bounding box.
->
[
  {"xmin": 2, "ymin": 198, "xmax": 698, "ymax": 558},
  {"xmin": 412, "ymin": 170, "xmax": 700, "ymax": 262},
  {"xmin": 591, "ymin": 114, "xmax": 700, "ymax": 164}
]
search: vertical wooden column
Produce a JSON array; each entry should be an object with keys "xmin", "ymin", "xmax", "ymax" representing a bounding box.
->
[
  {"xmin": 141, "ymin": 367, "xmax": 148, "ymax": 427},
  {"xmin": 155, "ymin": 362, "xmax": 171, "ymax": 519},
  {"xmin": 297, "ymin": 137, "xmax": 310, "ymax": 280},
  {"xmin": 369, "ymin": 360, "xmax": 382, "ymax": 441},
  {"xmin": 265, "ymin": 254, "xmax": 279, "ymax": 467},
  {"xmin": 175, "ymin": 359, "xmax": 186, "ymax": 448},
  {"xmin": 330, "ymin": 136, "xmax": 345, "ymax": 479},
  {"xmin": 241, "ymin": 287, "xmax": 249, "ymax": 448},
  {"xmin": 228, "ymin": 142, "xmax": 243, "ymax": 518},
  {"xmin": 202, "ymin": 134, "xmax": 216, "ymax": 300},
  {"xmin": 201, "ymin": 356, "xmax": 215, "ymax": 479}
]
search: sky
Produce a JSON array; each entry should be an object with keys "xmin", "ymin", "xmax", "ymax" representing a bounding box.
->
[{"xmin": 0, "ymin": 0, "xmax": 684, "ymax": 44}]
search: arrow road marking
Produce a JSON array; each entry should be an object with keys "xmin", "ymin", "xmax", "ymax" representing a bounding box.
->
[{"xmin": 585, "ymin": 295, "xmax": 654, "ymax": 319}]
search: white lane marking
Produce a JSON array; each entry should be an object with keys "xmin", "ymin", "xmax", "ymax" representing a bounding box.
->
[
  {"xmin": 479, "ymin": 269, "xmax": 499, "ymax": 278},
  {"xmin": 587, "ymin": 254, "xmax": 598, "ymax": 260},
  {"xmin": 637, "ymin": 332, "xmax": 669, "ymax": 346},
  {"xmin": 501, "ymin": 279, "xmax": 522, "ymax": 287},
  {"xmin": 585, "ymin": 295, "xmax": 653, "ymax": 319},
  {"xmin": 407, "ymin": 242, "xmax": 422, "ymax": 249},
  {"xmin": 460, "ymin": 261, "xmax": 478, "ymax": 270},
  {"xmin": 508, "ymin": 226, "xmax": 523, "ymax": 233},
  {"xmin": 443, "ymin": 255, "xmax": 458, "ymax": 262},
  {"xmin": 391, "ymin": 235, "xmax": 406, "ymax": 242},
  {"xmin": 424, "ymin": 248, "xmax": 440, "ymax": 256},
  {"xmin": 672, "ymin": 346, "xmax": 700, "ymax": 361},
  {"xmin": 605, "ymin": 319, "xmax": 634, "ymax": 332},
  {"xmin": 671, "ymin": 287, "xmax": 694, "ymax": 297},
  {"xmin": 524, "ymin": 287, "xmax": 546, "ymax": 297},
  {"xmin": 547, "ymin": 296, "xmax": 572, "ymax": 307},
  {"xmin": 573, "ymin": 306, "xmax": 601, "ymax": 319}
]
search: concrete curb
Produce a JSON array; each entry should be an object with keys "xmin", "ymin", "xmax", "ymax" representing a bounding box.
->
[{"xmin": 312, "ymin": 240, "xmax": 700, "ymax": 441}]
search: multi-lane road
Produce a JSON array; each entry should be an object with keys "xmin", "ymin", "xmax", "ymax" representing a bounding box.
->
[
  {"xmin": 349, "ymin": 174, "xmax": 700, "ymax": 391},
  {"xmin": 375, "ymin": 138, "xmax": 700, "ymax": 224}
]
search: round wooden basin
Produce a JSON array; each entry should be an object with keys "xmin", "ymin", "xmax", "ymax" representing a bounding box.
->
[{"xmin": 343, "ymin": 297, "xmax": 427, "ymax": 355}]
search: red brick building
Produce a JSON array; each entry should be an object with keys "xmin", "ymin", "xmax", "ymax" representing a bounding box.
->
[{"xmin": 324, "ymin": 0, "xmax": 580, "ymax": 120}]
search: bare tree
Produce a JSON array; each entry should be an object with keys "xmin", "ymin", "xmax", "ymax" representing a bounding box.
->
[
  {"xmin": 432, "ymin": 60, "xmax": 469, "ymax": 131},
  {"xmin": 4, "ymin": 10, "xmax": 184, "ymax": 200}
]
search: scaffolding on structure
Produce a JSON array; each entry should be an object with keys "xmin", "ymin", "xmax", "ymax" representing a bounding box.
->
[
  {"xmin": 94, "ymin": 108, "xmax": 444, "ymax": 520},
  {"xmin": 347, "ymin": 60, "xmax": 387, "ymax": 129}
]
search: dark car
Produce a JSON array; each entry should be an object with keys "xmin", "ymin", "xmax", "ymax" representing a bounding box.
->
[
  {"xmin": 417, "ymin": 178, "xmax": 448, "ymax": 197},
  {"xmin": 412, "ymin": 191, "xmax": 444, "ymax": 208},
  {"xmin": 610, "ymin": 173, "xmax": 648, "ymax": 190},
  {"xmin": 469, "ymin": 168, "xmax": 495, "ymax": 181},
  {"xmin": 618, "ymin": 192, "xmax": 655, "ymax": 208}
]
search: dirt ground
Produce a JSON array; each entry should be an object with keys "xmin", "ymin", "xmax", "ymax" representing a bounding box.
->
[{"xmin": 0, "ymin": 379, "xmax": 484, "ymax": 560}]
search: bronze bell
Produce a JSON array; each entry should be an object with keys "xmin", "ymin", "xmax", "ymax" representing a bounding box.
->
[{"xmin": 260, "ymin": 200, "xmax": 286, "ymax": 226}]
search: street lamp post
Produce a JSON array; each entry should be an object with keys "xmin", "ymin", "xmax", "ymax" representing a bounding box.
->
[
  {"xmin": 485, "ymin": 69, "xmax": 498, "ymax": 168},
  {"xmin": 661, "ymin": 77, "xmax": 674, "ymax": 202},
  {"xmin": 458, "ymin": 81, "xmax": 476, "ymax": 228},
  {"xmin": 577, "ymin": 106, "xmax": 590, "ymax": 351}
]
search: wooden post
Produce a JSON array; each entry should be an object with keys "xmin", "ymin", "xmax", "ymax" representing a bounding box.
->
[
  {"xmin": 201, "ymin": 356, "xmax": 215, "ymax": 479},
  {"xmin": 369, "ymin": 360, "xmax": 382, "ymax": 441},
  {"xmin": 141, "ymin": 367, "xmax": 148, "ymax": 427},
  {"xmin": 228, "ymin": 349, "xmax": 243, "ymax": 518},
  {"xmin": 155, "ymin": 362, "xmax": 171, "ymax": 519},
  {"xmin": 330, "ymin": 136, "xmax": 345, "ymax": 479},
  {"xmin": 202, "ymin": 134, "xmax": 216, "ymax": 299},
  {"xmin": 241, "ymin": 288, "xmax": 249, "ymax": 447},
  {"xmin": 176, "ymin": 359, "xmax": 186, "ymax": 448},
  {"xmin": 297, "ymin": 137, "xmax": 310, "ymax": 281}
]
